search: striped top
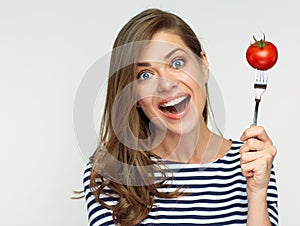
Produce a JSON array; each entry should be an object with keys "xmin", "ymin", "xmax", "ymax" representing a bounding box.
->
[{"xmin": 83, "ymin": 140, "xmax": 278, "ymax": 225}]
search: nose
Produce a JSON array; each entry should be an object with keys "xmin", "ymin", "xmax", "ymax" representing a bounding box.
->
[{"xmin": 157, "ymin": 76, "xmax": 178, "ymax": 93}]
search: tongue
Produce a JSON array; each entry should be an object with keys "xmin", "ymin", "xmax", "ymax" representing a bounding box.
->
[{"xmin": 163, "ymin": 106, "xmax": 178, "ymax": 113}]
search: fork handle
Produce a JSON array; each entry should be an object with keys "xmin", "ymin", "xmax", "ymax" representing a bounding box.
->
[{"xmin": 253, "ymin": 99, "xmax": 261, "ymax": 126}]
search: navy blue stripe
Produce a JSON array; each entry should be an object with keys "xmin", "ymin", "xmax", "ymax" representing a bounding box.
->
[
  {"xmin": 171, "ymin": 171, "xmax": 243, "ymax": 181},
  {"xmin": 142, "ymin": 220, "xmax": 247, "ymax": 226},
  {"xmin": 186, "ymin": 186, "xmax": 247, "ymax": 196},
  {"xmin": 152, "ymin": 202, "xmax": 248, "ymax": 212},
  {"xmin": 87, "ymin": 197, "xmax": 97, "ymax": 210},
  {"xmin": 146, "ymin": 210, "xmax": 247, "ymax": 220},
  {"xmin": 83, "ymin": 141, "xmax": 278, "ymax": 226},
  {"xmin": 231, "ymin": 140, "xmax": 244, "ymax": 145},
  {"xmin": 216, "ymin": 158, "xmax": 240, "ymax": 165},
  {"xmin": 90, "ymin": 214, "xmax": 113, "ymax": 226},
  {"xmin": 164, "ymin": 164, "xmax": 241, "ymax": 174},
  {"xmin": 161, "ymin": 179, "xmax": 247, "ymax": 189},
  {"xmin": 154, "ymin": 195, "xmax": 248, "ymax": 205}
]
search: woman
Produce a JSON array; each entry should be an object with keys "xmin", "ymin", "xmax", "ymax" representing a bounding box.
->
[{"xmin": 83, "ymin": 8, "xmax": 278, "ymax": 225}]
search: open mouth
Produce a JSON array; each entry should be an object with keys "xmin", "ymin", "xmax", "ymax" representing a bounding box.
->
[{"xmin": 159, "ymin": 94, "xmax": 191, "ymax": 114}]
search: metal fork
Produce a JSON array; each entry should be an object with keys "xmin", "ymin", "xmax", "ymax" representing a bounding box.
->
[{"xmin": 253, "ymin": 69, "xmax": 268, "ymax": 126}]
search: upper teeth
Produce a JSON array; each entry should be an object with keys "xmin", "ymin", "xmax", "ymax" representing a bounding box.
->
[{"xmin": 160, "ymin": 95, "xmax": 188, "ymax": 107}]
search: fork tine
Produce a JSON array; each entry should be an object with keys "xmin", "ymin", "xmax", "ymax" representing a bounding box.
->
[
  {"xmin": 255, "ymin": 69, "xmax": 268, "ymax": 84},
  {"xmin": 253, "ymin": 70, "xmax": 268, "ymax": 125},
  {"xmin": 261, "ymin": 70, "xmax": 267, "ymax": 83}
]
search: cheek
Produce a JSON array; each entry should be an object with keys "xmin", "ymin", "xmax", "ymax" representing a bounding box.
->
[
  {"xmin": 181, "ymin": 72, "xmax": 207, "ymax": 98},
  {"xmin": 136, "ymin": 81, "xmax": 158, "ymax": 99},
  {"xmin": 183, "ymin": 64, "xmax": 207, "ymax": 89},
  {"xmin": 138, "ymin": 97, "xmax": 151, "ymax": 106},
  {"xmin": 189, "ymin": 82, "xmax": 207, "ymax": 112},
  {"xmin": 138, "ymin": 97, "xmax": 155, "ymax": 117}
]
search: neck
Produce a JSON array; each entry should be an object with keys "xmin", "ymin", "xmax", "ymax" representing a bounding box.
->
[{"xmin": 152, "ymin": 120, "xmax": 227, "ymax": 164}]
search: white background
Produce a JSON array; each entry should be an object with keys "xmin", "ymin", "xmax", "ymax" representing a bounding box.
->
[{"xmin": 1, "ymin": 0, "xmax": 299, "ymax": 225}]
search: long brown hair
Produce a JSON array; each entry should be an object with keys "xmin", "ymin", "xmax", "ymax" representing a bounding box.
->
[{"xmin": 90, "ymin": 8, "xmax": 208, "ymax": 225}]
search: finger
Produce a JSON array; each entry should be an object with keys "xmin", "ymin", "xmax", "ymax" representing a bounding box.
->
[
  {"xmin": 240, "ymin": 126, "xmax": 272, "ymax": 144},
  {"xmin": 241, "ymin": 125, "xmax": 270, "ymax": 142},
  {"xmin": 239, "ymin": 138, "xmax": 266, "ymax": 153},
  {"xmin": 241, "ymin": 161, "xmax": 255, "ymax": 177},
  {"xmin": 240, "ymin": 151, "xmax": 262, "ymax": 164},
  {"xmin": 243, "ymin": 171, "xmax": 254, "ymax": 178},
  {"xmin": 241, "ymin": 151, "xmax": 275, "ymax": 172}
]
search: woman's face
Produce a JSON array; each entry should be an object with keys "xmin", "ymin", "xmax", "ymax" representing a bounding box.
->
[{"xmin": 135, "ymin": 31, "xmax": 209, "ymax": 135}]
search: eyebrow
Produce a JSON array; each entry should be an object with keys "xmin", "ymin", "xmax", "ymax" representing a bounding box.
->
[
  {"xmin": 164, "ymin": 47, "xmax": 186, "ymax": 60},
  {"xmin": 136, "ymin": 62, "xmax": 151, "ymax": 67},
  {"xmin": 136, "ymin": 47, "xmax": 187, "ymax": 67}
]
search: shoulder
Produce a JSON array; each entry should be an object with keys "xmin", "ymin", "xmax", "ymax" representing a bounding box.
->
[
  {"xmin": 83, "ymin": 162, "xmax": 92, "ymax": 192},
  {"xmin": 83, "ymin": 162, "xmax": 115, "ymax": 225},
  {"xmin": 218, "ymin": 139, "xmax": 243, "ymax": 160},
  {"xmin": 83, "ymin": 162, "xmax": 95, "ymax": 206},
  {"xmin": 230, "ymin": 139, "xmax": 244, "ymax": 148},
  {"xmin": 228, "ymin": 140, "xmax": 244, "ymax": 154},
  {"xmin": 206, "ymin": 139, "xmax": 244, "ymax": 169}
]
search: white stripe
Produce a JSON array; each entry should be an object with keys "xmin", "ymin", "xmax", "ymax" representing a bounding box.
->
[
  {"xmin": 87, "ymin": 201, "xmax": 112, "ymax": 225},
  {"xmin": 84, "ymin": 142, "xmax": 278, "ymax": 226},
  {"xmin": 148, "ymin": 208, "xmax": 248, "ymax": 217},
  {"xmin": 142, "ymin": 214, "xmax": 248, "ymax": 224}
]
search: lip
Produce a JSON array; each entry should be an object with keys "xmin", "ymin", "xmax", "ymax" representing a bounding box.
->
[{"xmin": 158, "ymin": 93, "xmax": 191, "ymax": 120}]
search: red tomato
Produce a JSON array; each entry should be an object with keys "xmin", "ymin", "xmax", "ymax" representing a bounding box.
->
[{"xmin": 246, "ymin": 35, "xmax": 278, "ymax": 70}]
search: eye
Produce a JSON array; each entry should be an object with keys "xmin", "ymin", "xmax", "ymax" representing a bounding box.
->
[
  {"xmin": 138, "ymin": 71, "xmax": 153, "ymax": 80},
  {"xmin": 171, "ymin": 58, "xmax": 185, "ymax": 69}
]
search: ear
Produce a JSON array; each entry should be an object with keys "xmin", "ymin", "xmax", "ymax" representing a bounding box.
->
[
  {"xmin": 200, "ymin": 51, "xmax": 209, "ymax": 83},
  {"xmin": 200, "ymin": 51, "xmax": 209, "ymax": 68}
]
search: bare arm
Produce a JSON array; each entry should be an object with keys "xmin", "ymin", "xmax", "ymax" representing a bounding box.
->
[{"xmin": 240, "ymin": 125, "xmax": 277, "ymax": 226}]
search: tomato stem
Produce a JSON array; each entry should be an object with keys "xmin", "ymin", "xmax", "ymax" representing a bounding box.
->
[{"xmin": 253, "ymin": 33, "xmax": 266, "ymax": 49}]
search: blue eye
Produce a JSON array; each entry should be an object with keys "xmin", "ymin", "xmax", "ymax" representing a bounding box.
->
[
  {"xmin": 138, "ymin": 71, "xmax": 153, "ymax": 80},
  {"xmin": 172, "ymin": 59, "xmax": 185, "ymax": 69}
]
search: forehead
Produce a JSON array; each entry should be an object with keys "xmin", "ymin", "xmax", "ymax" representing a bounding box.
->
[{"xmin": 137, "ymin": 32, "xmax": 189, "ymax": 62}]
